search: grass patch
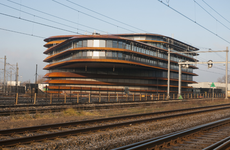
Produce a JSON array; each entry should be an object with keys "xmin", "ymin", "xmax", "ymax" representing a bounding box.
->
[{"xmin": 63, "ymin": 108, "xmax": 80, "ymax": 116}]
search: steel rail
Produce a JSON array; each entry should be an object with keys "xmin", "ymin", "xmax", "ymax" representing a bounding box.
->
[
  {"xmin": 1, "ymin": 105, "xmax": 230, "ymax": 147},
  {"xmin": 204, "ymin": 136, "xmax": 230, "ymax": 150},
  {"xmin": 0, "ymin": 102, "xmax": 229, "ymax": 117},
  {"xmin": 113, "ymin": 117, "xmax": 230, "ymax": 150},
  {"xmin": 1, "ymin": 104, "xmax": 230, "ymax": 135},
  {"xmin": 0, "ymin": 98, "xmax": 188, "ymax": 108}
]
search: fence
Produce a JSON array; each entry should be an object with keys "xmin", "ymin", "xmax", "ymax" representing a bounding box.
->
[{"xmin": 0, "ymin": 85, "xmax": 225, "ymax": 105}]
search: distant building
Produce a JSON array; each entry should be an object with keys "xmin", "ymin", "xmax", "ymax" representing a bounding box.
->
[
  {"xmin": 43, "ymin": 33, "xmax": 199, "ymax": 94},
  {"xmin": 7, "ymin": 81, "xmax": 21, "ymax": 86},
  {"xmin": 188, "ymin": 82, "xmax": 229, "ymax": 92}
]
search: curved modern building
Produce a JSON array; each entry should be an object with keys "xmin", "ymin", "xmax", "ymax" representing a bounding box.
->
[{"xmin": 43, "ymin": 33, "xmax": 198, "ymax": 94}]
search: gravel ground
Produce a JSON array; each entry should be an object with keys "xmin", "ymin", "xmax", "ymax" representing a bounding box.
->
[{"xmin": 10, "ymin": 108, "xmax": 230, "ymax": 150}]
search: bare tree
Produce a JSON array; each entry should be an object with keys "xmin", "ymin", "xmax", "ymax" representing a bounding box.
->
[
  {"xmin": 217, "ymin": 75, "xmax": 230, "ymax": 83},
  {"xmin": 37, "ymin": 75, "xmax": 45, "ymax": 84}
]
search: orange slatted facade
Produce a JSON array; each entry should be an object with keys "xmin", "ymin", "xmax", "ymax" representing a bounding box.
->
[{"xmin": 43, "ymin": 33, "xmax": 199, "ymax": 94}]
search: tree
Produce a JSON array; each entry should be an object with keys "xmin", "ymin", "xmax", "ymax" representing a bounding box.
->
[
  {"xmin": 37, "ymin": 75, "xmax": 45, "ymax": 83},
  {"xmin": 217, "ymin": 75, "xmax": 230, "ymax": 83}
]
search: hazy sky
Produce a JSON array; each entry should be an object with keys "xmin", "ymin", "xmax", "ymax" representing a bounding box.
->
[{"xmin": 0, "ymin": 0, "xmax": 230, "ymax": 83}]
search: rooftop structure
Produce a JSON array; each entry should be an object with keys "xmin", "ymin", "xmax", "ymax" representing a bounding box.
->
[{"xmin": 43, "ymin": 33, "xmax": 198, "ymax": 94}]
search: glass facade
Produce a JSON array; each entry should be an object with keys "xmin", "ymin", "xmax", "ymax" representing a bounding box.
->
[{"xmin": 44, "ymin": 34, "xmax": 198, "ymax": 93}]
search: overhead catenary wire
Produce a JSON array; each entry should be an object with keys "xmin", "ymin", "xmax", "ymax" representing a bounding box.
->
[
  {"xmin": 52, "ymin": 0, "xmax": 137, "ymax": 33},
  {"xmin": 0, "ymin": 27, "xmax": 45, "ymax": 38},
  {"xmin": 194, "ymin": 68, "xmax": 223, "ymax": 75},
  {"xmin": 194, "ymin": 0, "xmax": 230, "ymax": 32},
  {"xmin": 0, "ymin": 2, "xmax": 92, "ymax": 34},
  {"xmin": 0, "ymin": 12, "xmax": 83, "ymax": 34},
  {"xmin": 66, "ymin": 0, "xmax": 149, "ymax": 33},
  {"xmin": 158, "ymin": 0, "xmax": 230, "ymax": 45},
  {"xmin": 201, "ymin": 0, "xmax": 230, "ymax": 25},
  {"xmin": 7, "ymin": 0, "xmax": 108, "ymax": 34}
]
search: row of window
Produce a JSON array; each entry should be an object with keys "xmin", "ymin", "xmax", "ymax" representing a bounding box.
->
[
  {"xmin": 49, "ymin": 67, "xmax": 193, "ymax": 81},
  {"xmin": 51, "ymin": 50, "xmax": 194, "ymax": 74},
  {"xmin": 51, "ymin": 39, "xmax": 195, "ymax": 62}
]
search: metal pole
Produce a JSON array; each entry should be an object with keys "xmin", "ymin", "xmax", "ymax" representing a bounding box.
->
[
  {"xmin": 10, "ymin": 70, "xmax": 12, "ymax": 95},
  {"xmin": 3, "ymin": 56, "xmax": 6, "ymax": 94},
  {"xmin": 167, "ymin": 46, "xmax": 170, "ymax": 99},
  {"xmin": 35, "ymin": 64, "xmax": 38, "ymax": 84},
  {"xmin": 178, "ymin": 63, "xmax": 181, "ymax": 98},
  {"xmin": 16, "ymin": 63, "xmax": 18, "ymax": 94},
  {"xmin": 225, "ymin": 47, "xmax": 228, "ymax": 99}
]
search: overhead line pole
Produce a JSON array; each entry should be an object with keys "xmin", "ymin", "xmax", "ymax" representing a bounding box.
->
[
  {"xmin": 3, "ymin": 56, "xmax": 6, "ymax": 94},
  {"xmin": 225, "ymin": 47, "xmax": 228, "ymax": 99},
  {"xmin": 35, "ymin": 64, "xmax": 38, "ymax": 84},
  {"xmin": 167, "ymin": 40, "xmax": 170, "ymax": 100},
  {"xmin": 177, "ymin": 48, "xmax": 229, "ymax": 99}
]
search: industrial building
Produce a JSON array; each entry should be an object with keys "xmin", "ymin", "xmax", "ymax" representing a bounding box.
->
[{"xmin": 43, "ymin": 33, "xmax": 198, "ymax": 94}]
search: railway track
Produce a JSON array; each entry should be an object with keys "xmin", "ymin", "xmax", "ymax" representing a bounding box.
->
[
  {"xmin": 1, "ymin": 104, "xmax": 230, "ymax": 148},
  {"xmin": 0, "ymin": 101, "xmax": 173, "ymax": 116},
  {"xmin": 114, "ymin": 117, "xmax": 230, "ymax": 150},
  {"xmin": 0, "ymin": 102, "xmax": 230, "ymax": 117}
]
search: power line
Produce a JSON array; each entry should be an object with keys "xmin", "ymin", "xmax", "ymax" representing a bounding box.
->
[
  {"xmin": 8, "ymin": 0, "xmax": 108, "ymax": 34},
  {"xmin": 52, "ymin": 0, "xmax": 136, "ymax": 33},
  {"xmin": 194, "ymin": 0, "xmax": 230, "ymax": 32},
  {"xmin": 66, "ymin": 0, "xmax": 149, "ymax": 33},
  {"xmin": 201, "ymin": 0, "xmax": 230, "ymax": 25},
  {"xmin": 158, "ymin": 0, "xmax": 230, "ymax": 45},
  {"xmin": 0, "ymin": 2, "xmax": 92, "ymax": 34},
  {"xmin": 0, "ymin": 12, "xmax": 83, "ymax": 34},
  {"xmin": 0, "ymin": 27, "xmax": 45, "ymax": 38},
  {"xmin": 194, "ymin": 67, "xmax": 224, "ymax": 75}
]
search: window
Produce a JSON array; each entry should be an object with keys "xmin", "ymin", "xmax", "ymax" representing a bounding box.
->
[
  {"xmin": 99, "ymin": 51, "xmax": 105, "ymax": 57},
  {"xmin": 142, "ymin": 48, "xmax": 145, "ymax": 54},
  {"xmin": 122, "ymin": 42, "xmax": 126, "ymax": 49},
  {"xmin": 82, "ymin": 51, "xmax": 87, "ymax": 57},
  {"xmin": 106, "ymin": 51, "xmax": 112, "ymax": 57},
  {"xmin": 150, "ymin": 51, "xmax": 153, "ymax": 56},
  {"xmin": 93, "ymin": 40, "xmax": 100, "ymax": 47},
  {"xmin": 158, "ymin": 52, "xmax": 163, "ymax": 58},
  {"xmin": 92, "ymin": 51, "xmax": 100, "ymax": 57},
  {"xmin": 99, "ymin": 40, "xmax": 106, "ymax": 47},
  {"xmin": 87, "ymin": 51, "xmax": 92, "ymax": 56},
  {"xmin": 146, "ymin": 49, "xmax": 149, "ymax": 55},
  {"xmin": 126, "ymin": 44, "xmax": 131, "ymax": 50},
  {"xmin": 83, "ymin": 40, "xmax": 87, "ymax": 47},
  {"xmin": 87, "ymin": 40, "xmax": 93, "ymax": 47},
  {"xmin": 118, "ymin": 52, "xmax": 122, "ymax": 58},
  {"xmin": 112, "ymin": 52, "xmax": 117, "ymax": 58},
  {"xmin": 112, "ymin": 41, "xmax": 117, "ymax": 48},
  {"xmin": 118, "ymin": 41, "xmax": 123, "ymax": 48},
  {"xmin": 133, "ymin": 46, "xmax": 137, "ymax": 52},
  {"xmin": 106, "ymin": 40, "xmax": 112, "ymax": 47},
  {"xmin": 76, "ymin": 41, "xmax": 82, "ymax": 48},
  {"xmin": 125, "ymin": 55, "xmax": 130, "ymax": 60}
]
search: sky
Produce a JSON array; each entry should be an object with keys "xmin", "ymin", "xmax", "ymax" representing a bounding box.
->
[{"xmin": 0, "ymin": 0, "xmax": 230, "ymax": 83}]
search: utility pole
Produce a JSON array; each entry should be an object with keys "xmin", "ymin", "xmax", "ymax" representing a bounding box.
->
[
  {"xmin": 10, "ymin": 70, "xmax": 12, "ymax": 94},
  {"xmin": 3, "ymin": 56, "xmax": 6, "ymax": 94},
  {"xmin": 225, "ymin": 47, "xmax": 228, "ymax": 99},
  {"xmin": 178, "ymin": 61, "xmax": 181, "ymax": 98},
  {"xmin": 16, "ymin": 63, "xmax": 18, "ymax": 93},
  {"xmin": 35, "ymin": 64, "xmax": 38, "ymax": 84},
  {"xmin": 167, "ymin": 40, "xmax": 170, "ymax": 99}
]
